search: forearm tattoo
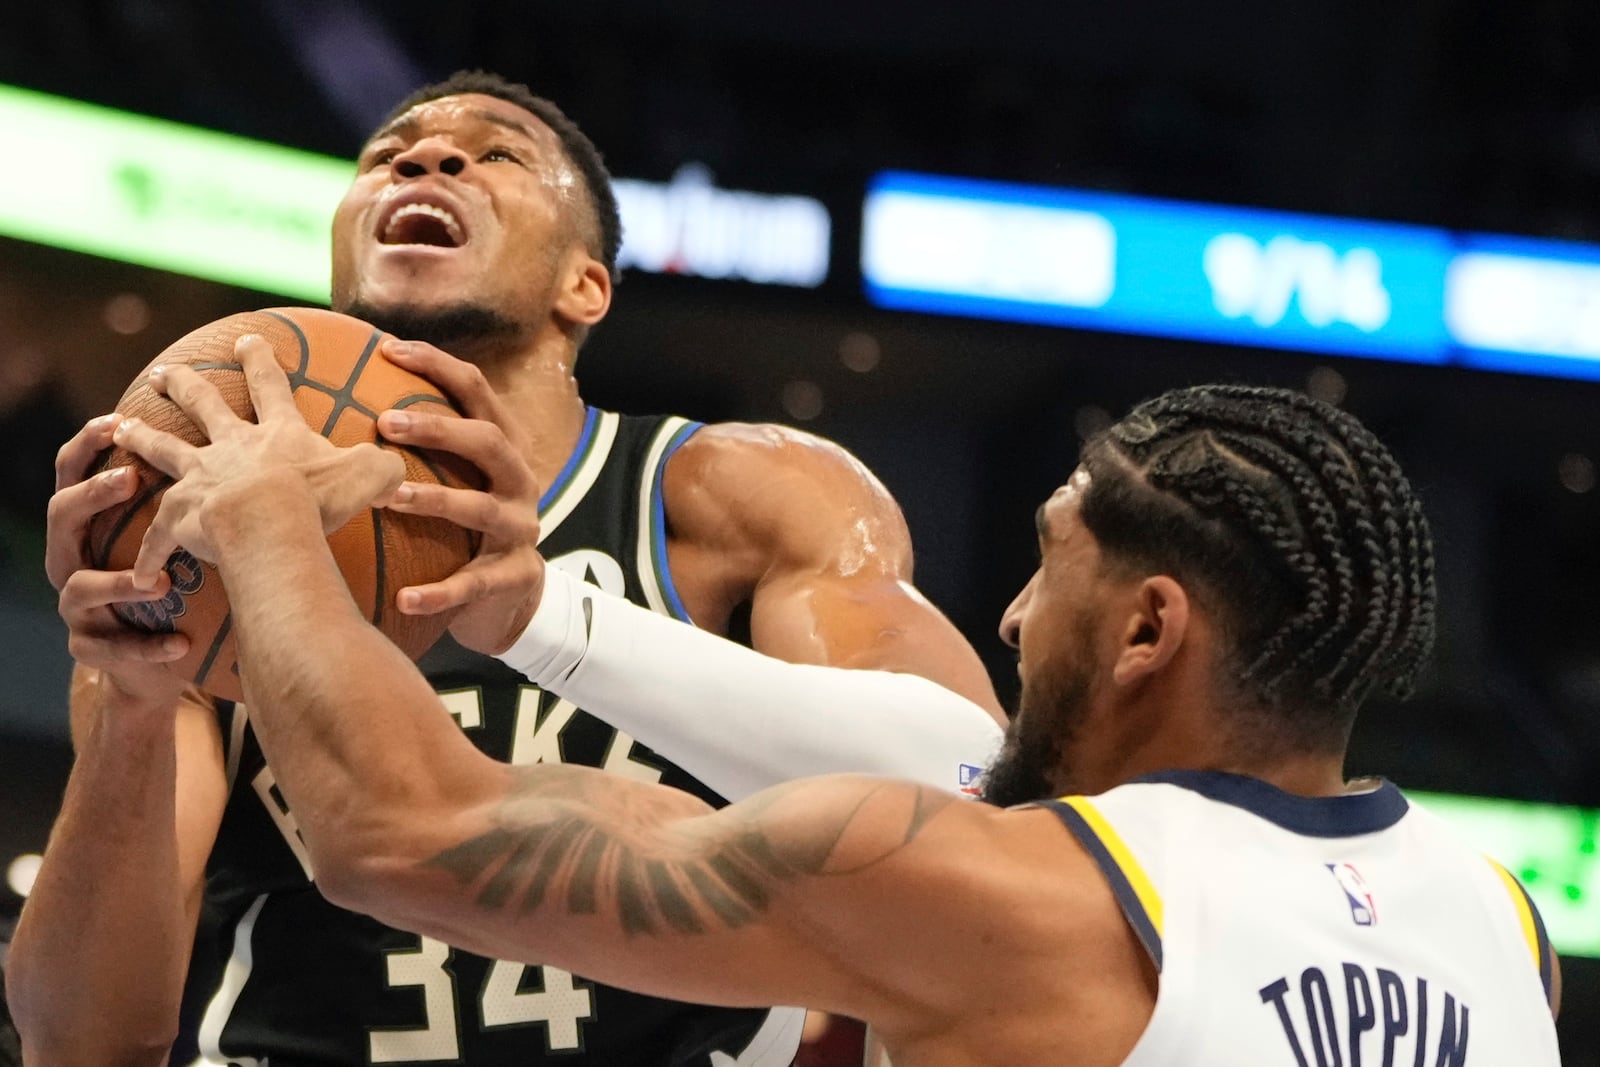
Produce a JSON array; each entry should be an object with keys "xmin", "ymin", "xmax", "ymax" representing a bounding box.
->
[{"xmin": 423, "ymin": 767, "xmax": 954, "ymax": 938}]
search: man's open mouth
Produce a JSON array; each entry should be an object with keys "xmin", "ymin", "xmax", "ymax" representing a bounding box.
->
[{"xmin": 379, "ymin": 203, "xmax": 467, "ymax": 247}]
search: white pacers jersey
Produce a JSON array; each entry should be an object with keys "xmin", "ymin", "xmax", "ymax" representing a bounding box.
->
[{"xmin": 1036, "ymin": 770, "xmax": 1559, "ymax": 1066}]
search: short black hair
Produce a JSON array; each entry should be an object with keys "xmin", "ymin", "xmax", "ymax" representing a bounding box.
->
[
  {"xmin": 1079, "ymin": 384, "xmax": 1436, "ymax": 749},
  {"xmin": 378, "ymin": 70, "xmax": 623, "ymax": 281}
]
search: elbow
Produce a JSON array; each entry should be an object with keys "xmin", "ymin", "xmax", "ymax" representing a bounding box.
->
[
  {"xmin": 18, "ymin": 1028, "xmax": 175, "ymax": 1067},
  {"xmin": 8, "ymin": 951, "xmax": 177, "ymax": 1067},
  {"xmin": 300, "ymin": 764, "xmax": 502, "ymax": 922},
  {"xmin": 308, "ymin": 832, "xmax": 406, "ymax": 917},
  {"xmin": 306, "ymin": 811, "xmax": 440, "ymax": 923}
]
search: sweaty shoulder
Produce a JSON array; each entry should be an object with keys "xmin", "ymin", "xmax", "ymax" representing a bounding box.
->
[{"xmin": 660, "ymin": 422, "xmax": 914, "ymax": 623}]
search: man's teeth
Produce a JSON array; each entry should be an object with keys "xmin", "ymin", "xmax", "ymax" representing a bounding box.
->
[{"xmin": 384, "ymin": 203, "xmax": 464, "ymax": 243}]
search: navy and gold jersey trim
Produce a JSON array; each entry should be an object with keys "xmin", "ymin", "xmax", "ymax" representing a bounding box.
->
[
  {"xmin": 1039, "ymin": 796, "xmax": 1164, "ymax": 970},
  {"xmin": 1131, "ymin": 770, "xmax": 1409, "ymax": 838},
  {"xmin": 1490, "ymin": 860, "xmax": 1557, "ymax": 1007}
]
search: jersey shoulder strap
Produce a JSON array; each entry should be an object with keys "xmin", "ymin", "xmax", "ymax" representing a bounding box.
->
[{"xmin": 1034, "ymin": 794, "xmax": 1166, "ymax": 970}]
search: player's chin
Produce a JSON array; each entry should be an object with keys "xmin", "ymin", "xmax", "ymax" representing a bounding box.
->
[
  {"xmin": 342, "ymin": 283, "xmax": 464, "ymax": 326},
  {"xmin": 362, "ymin": 246, "xmax": 482, "ymax": 293}
]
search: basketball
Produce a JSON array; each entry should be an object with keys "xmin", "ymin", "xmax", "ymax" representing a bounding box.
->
[{"xmin": 86, "ymin": 306, "xmax": 483, "ymax": 703}]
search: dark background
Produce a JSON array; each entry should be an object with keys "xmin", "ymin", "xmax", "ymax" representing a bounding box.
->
[{"xmin": 1, "ymin": 0, "xmax": 1597, "ymax": 1058}]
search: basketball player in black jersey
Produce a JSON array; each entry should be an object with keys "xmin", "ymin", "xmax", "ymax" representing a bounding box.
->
[{"xmin": 14, "ymin": 72, "xmax": 1003, "ymax": 1065}]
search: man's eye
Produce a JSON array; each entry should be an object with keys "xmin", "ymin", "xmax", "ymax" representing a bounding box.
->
[
  {"xmin": 482, "ymin": 148, "xmax": 523, "ymax": 164},
  {"xmin": 365, "ymin": 149, "xmax": 398, "ymax": 169}
]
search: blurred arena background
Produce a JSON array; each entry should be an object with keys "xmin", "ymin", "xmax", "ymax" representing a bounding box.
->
[{"xmin": 0, "ymin": 1, "xmax": 1597, "ymax": 1060}]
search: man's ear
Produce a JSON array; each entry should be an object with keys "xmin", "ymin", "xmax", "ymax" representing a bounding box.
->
[
  {"xmin": 1110, "ymin": 576, "xmax": 1190, "ymax": 686},
  {"xmin": 553, "ymin": 251, "xmax": 612, "ymax": 328}
]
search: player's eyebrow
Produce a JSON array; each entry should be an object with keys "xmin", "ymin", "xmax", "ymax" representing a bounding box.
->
[
  {"xmin": 364, "ymin": 109, "xmax": 540, "ymax": 149},
  {"xmin": 366, "ymin": 115, "xmax": 418, "ymax": 146},
  {"xmin": 471, "ymin": 109, "xmax": 540, "ymax": 141}
]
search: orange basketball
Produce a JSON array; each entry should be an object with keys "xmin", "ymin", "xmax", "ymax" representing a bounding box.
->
[{"xmin": 86, "ymin": 307, "xmax": 482, "ymax": 703}]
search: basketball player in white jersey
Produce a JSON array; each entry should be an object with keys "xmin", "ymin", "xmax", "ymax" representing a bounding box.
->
[
  {"xmin": 13, "ymin": 72, "xmax": 1002, "ymax": 1067},
  {"xmin": 63, "ymin": 365, "xmax": 1566, "ymax": 1063}
]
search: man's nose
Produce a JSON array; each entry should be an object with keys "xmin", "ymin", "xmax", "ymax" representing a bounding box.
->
[
  {"xmin": 392, "ymin": 139, "xmax": 468, "ymax": 179},
  {"xmin": 998, "ymin": 576, "xmax": 1034, "ymax": 650}
]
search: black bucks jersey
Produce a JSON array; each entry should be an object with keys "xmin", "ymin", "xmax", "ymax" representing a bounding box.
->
[{"xmin": 186, "ymin": 409, "xmax": 806, "ymax": 1066}]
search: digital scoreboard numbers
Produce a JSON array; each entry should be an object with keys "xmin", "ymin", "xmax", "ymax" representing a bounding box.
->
[{"xmin": 863, "ymin": 170, "xmax": 1600, "ymax": 381}]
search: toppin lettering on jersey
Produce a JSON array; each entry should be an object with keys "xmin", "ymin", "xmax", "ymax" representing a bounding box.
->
[{"xmin": 1034, "ymin": 771, "xmax": 1558, "ymax": 1066}]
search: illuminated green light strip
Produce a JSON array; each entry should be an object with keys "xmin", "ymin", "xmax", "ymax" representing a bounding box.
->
[
  {"xmin": 0, "ymin": 83, "xmax": 351, "ymax": 302},
  {"xmin": 1410, "ymin": 790, "xmax": 1599, "ymax": 959}
]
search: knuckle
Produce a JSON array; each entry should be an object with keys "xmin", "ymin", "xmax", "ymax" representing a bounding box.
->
[
  {"xmin": 482, "ymin": 420, "xmax": 511, "ymax": 449},
  {"xmin": 513, "ymin": 514, "xmax": 542, "ymax": 541},
  {"xmin": 470, "ymin": 494, "xmax": 497, "ymax": 527},
  {"xmin": 399, "ymin": 411, "xmax": 436, "ymax": 439}
]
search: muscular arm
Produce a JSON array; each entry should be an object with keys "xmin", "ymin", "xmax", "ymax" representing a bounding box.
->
[
  {"xmin": 367, "ymin": 347, "xmax": 1004, "ymax": 796},
  {"xmin": 206, "ymin": 476, "xmax": 1055, "ymax": 1035},
  {"xmin": 522, "ymin": 423, "xmax": 1001, "ymax": 797},
  {"xmin": 8, "ymin": 670, "xmax": 225, "ymax": 1067},
  {"xmin": 498, "ymin": 566, "xmax": 1003, "ymax": 800}
]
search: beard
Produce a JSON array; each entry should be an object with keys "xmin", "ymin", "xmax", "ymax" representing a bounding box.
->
[
  {"xmin": 980, "ymin": 653, "xmax": 1095, "ymax": 808},
  {"xmin": 341, "ymin": 299, "xmax": 522, "ymax": 356}
]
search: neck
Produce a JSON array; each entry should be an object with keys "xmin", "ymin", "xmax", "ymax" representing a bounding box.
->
[
  {"xmin": 1085, "ymin": 698, "xmax": 1351, "ymax": 799},
  {"xmin": 459, "ymin": 333, "xmax": 590, "ymax": 492}
]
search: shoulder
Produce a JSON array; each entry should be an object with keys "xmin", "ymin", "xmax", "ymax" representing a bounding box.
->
[
  {"xmin": 670, "ymin": 421, "xmax": 898, "ymax": 510},
  {"xmin": 664, "ymin": 421, "xmax": 911, "ymax": 565}
]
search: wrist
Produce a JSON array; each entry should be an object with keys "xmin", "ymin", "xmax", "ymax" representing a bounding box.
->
[
  {"xmin": 92, "ymin": 668, "xmax": 185, "ymax": 722},
  {"xmin": 199, "ymin": 471, "xmax": 322, "ymax": 561},
  {"xmin": 494, "ymin": 565, "xmax": 583, "ymax": 682}
]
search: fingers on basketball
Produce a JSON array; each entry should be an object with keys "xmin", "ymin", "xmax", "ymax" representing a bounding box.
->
[{"xmin": 86, "ymin": 307, "xmax": 486, "ymax": 702}]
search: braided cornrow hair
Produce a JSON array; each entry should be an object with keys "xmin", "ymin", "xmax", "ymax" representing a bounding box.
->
[{"xmin": 1078, "ymin": 384, "xmax": 1436, "ymax": 746}]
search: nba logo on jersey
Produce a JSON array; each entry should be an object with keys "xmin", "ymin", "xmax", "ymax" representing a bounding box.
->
[
  {"xmin": 1327, "ymin": 862, "xmax": 1377, "ymax": 926},
  {"xmin": 958, "ymin": 763, "xmax": 985, "ymax": 797}
]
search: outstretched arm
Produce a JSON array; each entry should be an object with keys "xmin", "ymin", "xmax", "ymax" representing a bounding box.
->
[
  {"xmin": 492, "ymin": 564, "xmax": 1002, "ymax": 800},
  {"xmin": 105, "ymin": 346, "xmax": 1123, "ymax": 1053},
  {"xmin": 372, "ymin": 343, "xmax": 1004, "ymax": 799},
  {"xmin": 193, "ymin": 481, "xmax": 1011, "ymax": 1021}
]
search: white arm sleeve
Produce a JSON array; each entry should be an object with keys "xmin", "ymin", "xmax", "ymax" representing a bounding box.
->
[{"xmin": 495, "ymin": 566, "xmax": 1003, "ymax": 801}]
